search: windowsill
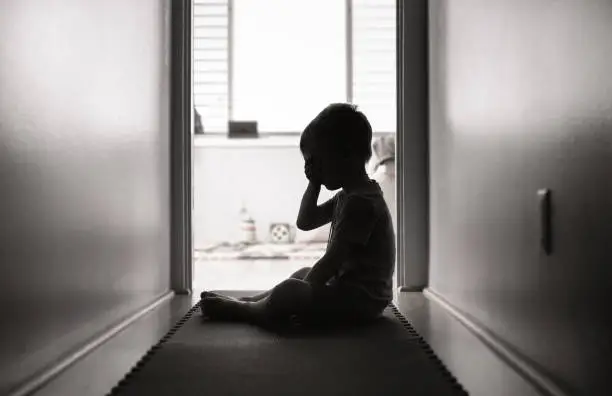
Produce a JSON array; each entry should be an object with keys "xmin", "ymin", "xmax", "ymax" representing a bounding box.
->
[
  {"xmin": 193, "ymin": 131, "xmax": 395, "ymax": 148},
  {"xmin": 193, "ymin": 134, "xmax": 301, "ymax": 148}
]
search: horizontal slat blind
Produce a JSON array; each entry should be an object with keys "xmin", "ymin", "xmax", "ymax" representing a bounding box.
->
[
  {"xmin": 193, "ymin": 0, "xmax": 230, "ymax": 132},
  {"xmin": 351, "ymin": 0, "xmax": 396, "ymax": 133}
]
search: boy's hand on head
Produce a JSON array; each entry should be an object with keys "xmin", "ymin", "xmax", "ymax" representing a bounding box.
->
[{"xmin": 304, "ymin": 158, "xmax": 322, "ymax": 186}]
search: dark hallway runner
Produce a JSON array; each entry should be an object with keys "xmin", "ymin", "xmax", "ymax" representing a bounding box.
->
[{"xmin": 107, "ymin": 298, "xmax": 468, "ymax": 395}]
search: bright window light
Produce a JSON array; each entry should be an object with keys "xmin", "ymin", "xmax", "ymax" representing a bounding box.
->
[{"xmin": 232, "ymin": 0, "xmax": 346, "ymax": 132}]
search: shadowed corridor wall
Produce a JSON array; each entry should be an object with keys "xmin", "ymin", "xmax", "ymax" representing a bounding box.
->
[
  {"xmin": 0, "ymin": 0, "xmax": 171, "ymax": 393},
  {"xmin": 428, "ymin": 1, "xmax": 612, "ymax": 394}
]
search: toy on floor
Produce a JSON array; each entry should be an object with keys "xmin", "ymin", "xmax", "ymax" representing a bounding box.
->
[
  {"xmin": 269, "ymin": 223, "xmax": 294, "ymax": 244},
  {"xmin": 239, "ymin": 203, "xmax": 257, "ymax": 244}
]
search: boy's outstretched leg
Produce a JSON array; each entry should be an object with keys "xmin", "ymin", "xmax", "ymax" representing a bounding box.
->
[
  {"xmin": 239, "ymin": 267, "xmax": 312, "ymax": 302},
  {"xmin": 201, "ymin": 278, "xmax": 313, "ymax": 326}
]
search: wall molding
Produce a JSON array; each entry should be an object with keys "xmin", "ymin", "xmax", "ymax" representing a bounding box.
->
[
  {"xmin": 9, "ymin": 292, "xmax": 175, "ymax": 396},
  {"xmin": 423, "ymin": 287, "xmax": 569, "ymax": 396}
]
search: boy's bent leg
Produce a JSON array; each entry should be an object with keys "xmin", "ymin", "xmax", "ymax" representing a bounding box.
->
[
  {"xmin": 290, "ymin": 266, "xmax": 312, "ymax": 280},
  {"xmin": 240, "ymin": 267, "xmax": 312, "ymax": 302},
  {"xmin": 251, "ymin": 278, "xmax": 313, "ymax": 322}
]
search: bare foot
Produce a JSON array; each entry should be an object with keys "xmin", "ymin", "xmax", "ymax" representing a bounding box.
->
[
  {"xmin": 200, "ymin": 296, "xmax": 228, "ymax": 319},
  {"xmin": 200, "ymin": 291, "xmax": 241, "ymax": 302}
]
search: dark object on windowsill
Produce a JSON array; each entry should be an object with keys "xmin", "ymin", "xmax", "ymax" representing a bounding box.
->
[
  {"xmin": 228, "ymin": 120, "xmax": 258, "ymax": 139},
  {"xmin": 194, "ymin": 108, "xmax": 205, "ymax": 135}
]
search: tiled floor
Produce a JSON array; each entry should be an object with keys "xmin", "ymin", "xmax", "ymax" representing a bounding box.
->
[{"xmin": 33, "ymin": 260, "xmax": 543, "ymax": 396}]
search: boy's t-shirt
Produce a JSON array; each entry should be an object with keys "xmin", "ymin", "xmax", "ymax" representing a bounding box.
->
[{"xmin": 327, "ymin": 180, "xmax": 396, "ymax": 303}]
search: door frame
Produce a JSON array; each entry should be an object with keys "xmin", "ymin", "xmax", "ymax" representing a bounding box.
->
[
  {"xmin": 396, "ymin": 0, "xmax": 430, "ymax": 292},
  {"xmin": 170, "ymin": 0, "xmax": 193, "ymax": 294},
  {"xmin": 171, "ymin": 0, "xmax": 431, "ymax": 294}
]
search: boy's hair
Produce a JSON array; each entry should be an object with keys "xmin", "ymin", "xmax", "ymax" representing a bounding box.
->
[{"xmin": 300, "ymin": 103, "xmax": 373, "ymax": 163}]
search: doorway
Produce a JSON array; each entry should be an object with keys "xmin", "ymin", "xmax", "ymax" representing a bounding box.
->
[{"xmin": 176, "ymin": 0, "xmax": 410, "ymax": 295}]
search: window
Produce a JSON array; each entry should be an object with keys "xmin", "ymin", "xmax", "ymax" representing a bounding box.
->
[{"xmin": 193, "ymin": 0, "xmax": 395, "ymax": 134}]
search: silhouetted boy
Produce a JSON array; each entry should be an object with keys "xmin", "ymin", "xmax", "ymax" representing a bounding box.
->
[{"xmin": 200, "ymin": 103, "xmax": 395, "ymax": 328}]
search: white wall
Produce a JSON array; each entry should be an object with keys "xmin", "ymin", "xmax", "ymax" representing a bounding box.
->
[
  {"xmin": 192, "ymin": 136, "xmax": 394, "ymax": 249},
  {"xmin": 192, "ymin": 142, "xmax": 335, "ymax": 248}
]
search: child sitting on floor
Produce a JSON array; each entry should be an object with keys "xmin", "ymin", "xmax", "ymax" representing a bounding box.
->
[{"xmin": 200, "ymin": 103, "xmax": 396, "ymax": 328}]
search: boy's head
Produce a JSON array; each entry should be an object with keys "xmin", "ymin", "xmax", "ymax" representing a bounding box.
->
[{"xmin": 300, "ymin": 103, "xmax": 373, "ymax": 190}]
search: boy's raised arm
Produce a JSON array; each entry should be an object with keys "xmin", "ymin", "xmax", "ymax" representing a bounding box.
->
[{"xmin": 296, "ymin": 181, "xmax": 335, "ymax": 231}]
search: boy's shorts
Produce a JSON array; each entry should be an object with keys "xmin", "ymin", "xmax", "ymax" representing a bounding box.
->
[{"xmin": 299, "ymin": 282, "xmax": 390, "ymax": 326}]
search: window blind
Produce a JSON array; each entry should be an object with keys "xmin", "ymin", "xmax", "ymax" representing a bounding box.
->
[
  {"xmin": 193, "ymin": 0, "xmax": 230, "ymax": 133},
  {"xmin": 351, "ymin": 0, "xmax": 396, "ymax": 133}
]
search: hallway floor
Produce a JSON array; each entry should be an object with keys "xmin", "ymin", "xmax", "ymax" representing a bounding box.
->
[
  {"xmin": 193, "ymin": 256, "xmax": 316, "ymax": 293},
  {"xmin": 32, "ymin": 277, "xmax": 543, "ymax": 396}
]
